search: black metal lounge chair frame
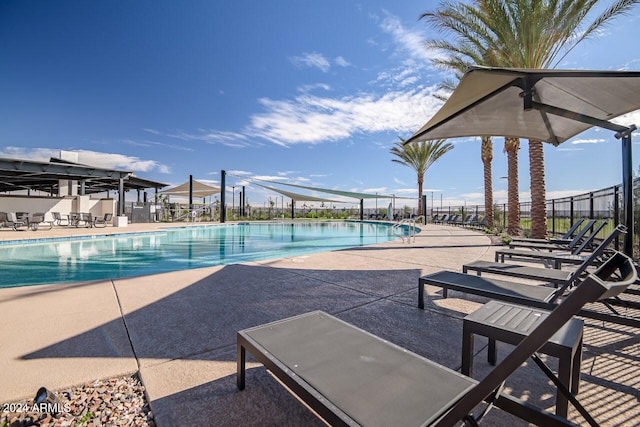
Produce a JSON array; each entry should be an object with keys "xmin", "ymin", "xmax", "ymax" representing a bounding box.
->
[
  {"xmin": 420, "ymin": 251, "xmax": 640, "ymax": 329},
  {"xmin": 239, "ymin": 253, "xmax": 636, "ymax": 426},
  {"xmin": 510, "ymin": 218, "xmax": 586, "ymax": 245},
  {"xmin": 462, "ymin": 222, "xmax": 614, "ymax": 293},
  {"xmin": 508, "ymin": 219, "xmax": 599, "ymax": 252},
  {"xmin": 494, "ymin": 225, "xmax": 623, "ymax": 269}
]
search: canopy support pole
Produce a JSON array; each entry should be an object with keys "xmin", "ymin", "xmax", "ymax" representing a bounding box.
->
[
  {"xmin": 360, "ymin": 199, "xmax": 364, "ymax": 221},
  {"xmin": 291, "ymin": 199, "xmax": 295, "ymax": 220},
  {"xmin": 220, "ymin": 170, "xmax": 226, "ymax": 223},
  {"xmin": 621, "ymin": 132, "xmax": 634, "ymax": 256},
  {"xmin": 189, "ymin": 175, "xmax": 193, "ymax": 214}
]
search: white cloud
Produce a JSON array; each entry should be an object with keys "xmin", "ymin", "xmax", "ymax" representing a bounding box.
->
[
  {"xmin": 0, "ymin": 147, "xmax": 171, "ymax": 174},
  {"xmin": 557, "ymin": 147, "xmax": 584, "ymax": 152},
  {"xmin": 571, "ymin": 138, "xmax": 606, "ymax": 144},
  {"xmin": 335, "ymin": 56, "xmax": 351, "ymax": 67},
  {"xmin": 363, "ymin": 187, "xmax": 388, "ymax": 193},
  {"xmin": 290, "ymin": 52, "xmax": 331, "ymax": 72},
  {"xmin": 298, "ymin": 83, "xmax": 331, "ymax": 93},
  {"xmin": 378, "ymin": 12, "xmax": 435, "ymax": 64},
  {"xmin": 247, "ymin": 86, "xmax": 444, "ymax": 146}
]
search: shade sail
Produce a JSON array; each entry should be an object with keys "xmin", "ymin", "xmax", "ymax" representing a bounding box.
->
[
  {"xmin": 405, "ymin": 66, "xmax": 639, "ymax": 255},
  {"xmin": 160, "ymin": 179, "xmax": 220, "ymax": 197},
  {"xmin": 253, "ymin": 182, "xmax": 343, "ymax": 203},
  {"xmin": 249, "ymin": 178, "xmax": 404, "ymax": 200},
  {"xmin": 406, "ymin": 66, "xmax": 640, "ymax": 145}
]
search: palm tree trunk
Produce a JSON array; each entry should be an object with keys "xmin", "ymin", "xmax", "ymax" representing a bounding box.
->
[
  {"xmin": 481, "ymin": 136, "xmax": 494, "ymax": 228},
  {"xmin": 504, "ymin": 137, "xmax": 520, "ymax": 235},
  {"xmin": 529, "ymin": 139, "xmax": 547, "ymax": 238}
]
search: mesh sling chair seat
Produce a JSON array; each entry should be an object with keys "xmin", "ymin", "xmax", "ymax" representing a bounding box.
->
[
  {"xmin": 462, "ymin": 223, "xmax": 616, "ymax": 294},
  {"xmin": 493, "ymin": 225, "xmax": 624, "ymax": 270},
  {"xmin": 508, "ymin": 219, "xmax": 600, "ymax": 252},
  {"xmin": 510, "ymin": 218, "xmax": 586, "ymax": 245},
  {"xmin": 239, "ymin": 252, "xmax": 636, "ymax": 426}
]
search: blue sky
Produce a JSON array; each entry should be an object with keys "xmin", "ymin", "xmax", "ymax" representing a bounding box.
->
[{"xmin": 1, "ymin": 1, "xmax": 640, "ymax": 209}]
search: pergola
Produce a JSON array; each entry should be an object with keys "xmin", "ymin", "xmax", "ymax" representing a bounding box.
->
[{"xmin": 0, "ymin": 156, "xmax": 168, "ymax": 215}]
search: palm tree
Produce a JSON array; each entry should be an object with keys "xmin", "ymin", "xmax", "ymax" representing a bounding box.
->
[
  {"xmin": 390, "ymin": 139, "xmax": 454, "ymax": 217},
  {"xmin": 481, "ymin": 136, "xmax": 494, "ymax": 228},
  {"xmin": 422, "ymin": 0, "xmax": 639, "ymax": 238},
  {"xmin": 504, "ymin": 137, "xmax": 520, "ymax": 234}
]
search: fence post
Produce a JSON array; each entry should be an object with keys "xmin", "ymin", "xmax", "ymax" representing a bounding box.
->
[
  {"xmin": 570, "ymin": 197, "xmax": 574, "ymax": 225},
  {"xmin": 503, "ymin": 203, "xmax": 507, "ymax": 228},
  {"xmin": 551, "ymin": 199, "xmax": 556, "ymax": 235},
  {"xmin": 589, "ymin": 192, "xmax": 594, "ymax": 219},
  {"xmin": 613, "ymin": 185, "xmax": 620, "ymax": 251}
]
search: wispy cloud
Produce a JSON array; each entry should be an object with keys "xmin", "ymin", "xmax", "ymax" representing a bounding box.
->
[
  {"xmin": 335, "ymin": 56, "xmax": 351, "ymax": 67},
  {"xmin": 121, "ymin": 139, "xmax": 194, "ymax": 152},
  {"xmin": 571, "ymin": 138, "xmax": 606, "ymax": 144},
  {"xmin": 290, "ymin": 52, "xmax": 331, "ymax": 72},
  {"xmin": 0, "ymin": 147, "xmax": 171, "ymax": 173},
  {"xmin": 144, "ymin": 128, "xmax": 253, "ymax": 148},
  {"xmin": 246, "ymin": 86, "xmax": 444, "ymax": 146}
]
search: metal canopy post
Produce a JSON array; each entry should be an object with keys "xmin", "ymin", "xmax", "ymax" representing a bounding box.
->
[
  {"xmin": 220, "ymin": 170, "xmax": 226, "ymax": 223},
  {"xmin": 360, "ymin": 199, "xmax": 364, "ymax": 221},
  {"xmin": 189, "ymin": 175, "xmax": 193, "ymax": 213},
  {"xmin": 621, "ymin": 132, "xmax": 634, "ymax": 256},
  {"xmin": 118, "ymin": 178, "xmax": 125, "ymax": 216},
  {"xmin": 291, "ymin": 199, "xmax": 295, "ymax": 219}
]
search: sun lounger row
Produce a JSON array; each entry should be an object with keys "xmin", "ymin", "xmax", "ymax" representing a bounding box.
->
[
  {"xmin": 432, "ymin": 213, "xmax": 487, "ymax": 228},
  {"xmin": 239, "ymin": 251, "xmax": 637, "ymax": 426}
]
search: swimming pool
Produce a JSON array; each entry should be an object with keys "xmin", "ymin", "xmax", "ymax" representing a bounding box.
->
[{"xmin": 0, "ymin": 221, "xmax": 412, "ymax": 287}]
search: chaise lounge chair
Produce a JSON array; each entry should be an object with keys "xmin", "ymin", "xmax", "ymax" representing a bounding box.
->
[
  {"xmin": 494, "ymin": 225, "xmax": 623, "ymax": 269},
  {"xmin": 93, "ymin": 213, "xmax": 113, "ymax": 228},
  {"xmin": 28, "ymin": 212, "xmax": 54, "ymax": 231},
  {"xmin": 508, "ymin": 220, "xmax": 604, "ymax": 252},
  {"xmin": 239, "ymin": 252, "xmax": 636, "ymax": 426},
  {"xmin": 6, "ymin": 212, "xmax": 27, "ymax": 231},
  {"xmin": 52, "ymin": 212, "xmax": 70, "ymax": 226},
  {"xmin": 419, "ymin": 251, "xmax": 640, "ymax": 329},
  {"xmin": 462, "ymin": 228, "xmax": 614, "ymax": 292},
  {"xmin": 510, "ymin": 218, "xmax": 586, "ymax": 245}
]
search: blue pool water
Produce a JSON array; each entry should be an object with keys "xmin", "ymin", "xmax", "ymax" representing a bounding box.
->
[{"xmin": 0, "ymin": 221, "xmax": 409, "ymax": 287}]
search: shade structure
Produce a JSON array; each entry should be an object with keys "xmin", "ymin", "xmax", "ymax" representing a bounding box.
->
[
  {"xmin": 160, "ymin": 179, "xmax": 221, "ymax": 198},
  {"xmin": 405, "ymin": 66, "xmax": 640, "ymax": 255},
  {"xmin": 253, "ymin": 182, "xmax": 343, "ymax": 203}
]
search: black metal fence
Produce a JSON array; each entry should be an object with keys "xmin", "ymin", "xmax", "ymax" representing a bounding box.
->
[{"xmin": 431, "ymin": 179, "xmax": 637, "ymax": 253}]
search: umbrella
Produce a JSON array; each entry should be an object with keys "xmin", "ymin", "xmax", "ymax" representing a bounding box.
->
[{"xmin": 405, "ymin": 66, "xmax": 640, "ymax": 255}]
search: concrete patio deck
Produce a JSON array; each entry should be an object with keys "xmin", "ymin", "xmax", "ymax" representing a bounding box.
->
[{"xmin": 1, "ymin": 223, "xmax": 638, "ymax": 426}]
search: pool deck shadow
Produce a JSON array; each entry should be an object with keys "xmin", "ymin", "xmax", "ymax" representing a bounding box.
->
[{"xmin": 2, "ymin": 223, "xmax": 639, "ymax": 426}]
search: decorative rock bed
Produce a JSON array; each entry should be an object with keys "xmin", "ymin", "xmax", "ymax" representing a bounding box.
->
[{"xmin": 1, "ymin": 375, "xmax": 153, "ymax": 427}]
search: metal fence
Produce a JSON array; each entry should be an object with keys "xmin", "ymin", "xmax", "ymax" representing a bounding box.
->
[{"xmin": 431, "ymin": 179, "xmax": 636, "ymax": 252}]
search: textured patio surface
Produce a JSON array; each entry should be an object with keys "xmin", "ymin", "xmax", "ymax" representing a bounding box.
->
[{"xmin": 1, "ymin": 222, "xmax": 638, "ymax": 426}]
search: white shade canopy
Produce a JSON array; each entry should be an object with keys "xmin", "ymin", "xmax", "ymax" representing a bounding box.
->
[
  {"xmin": 405, "ymin": 66, "xmax": 640, "ymax": 255},
  {"xmin": 406, "ymin": 66, "xmax": 640, "ymax": 146},
  {"xmin": 160, "ymin": 179, "xmax": 221, "ymax": 198}
]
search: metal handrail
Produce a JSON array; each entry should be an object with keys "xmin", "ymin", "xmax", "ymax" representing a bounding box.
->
[{"xmin": 392, "ymin": 216, "xmax": 422, "ymax": 243}]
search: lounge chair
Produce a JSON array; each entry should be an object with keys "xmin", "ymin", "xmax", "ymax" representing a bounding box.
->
[
  {"xmin": 462, "ymin": 228, "xmax": 614, "ymax": 293},
  {"xmin": 494, "ymin": 225, "xmax": 624, "ymax": 269},
  {"xmin": 28, "ymin": 213, "xmax": 54, "ymax": 231},
  {"xmin": 0, "ymin": 211, "xmax": 7, "ymax": 228},
  {"xmin": 434, "ymin": 214, "xmax": 448, "ymax": 224},
  {"xmin": 239, "ymin": 252, "xmax": 636, "ymax": 426},
  {"xmin": 93, "ymin": 213, "xmax": 112, "ymax": 228},
  {"xmin": 52, "ymin": 212, "xmax": 70, "ymax": 226},
  {"xmin": 6, "ymin": 212, "xmax": 27, "ymax": 231},
  {"xmin": 508, "ymin": 220, "xmax": 603, "ymax": 252},
  {"xmin": 511, "ymin": 218, "xmax": 586, "ymax": 245},
  {"xmin": 420, "ymin": 251, "xmax": 640, "ymax": 328}
]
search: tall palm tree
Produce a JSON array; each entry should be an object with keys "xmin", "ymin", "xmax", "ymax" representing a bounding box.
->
[
  {"xmin": 481, "ymin": 136, "xmax": 494, "ymax": 228},
  {"xmin": 422, "ymin": 0, "xmax": 639, "ymax": 237},
  {"xmin": 390, "ymin": 139, "xmax": 454, "ymax": 217},
  {"xmin": 504, "ymin": 137, "xmax": 520, "ymax": 234}
]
